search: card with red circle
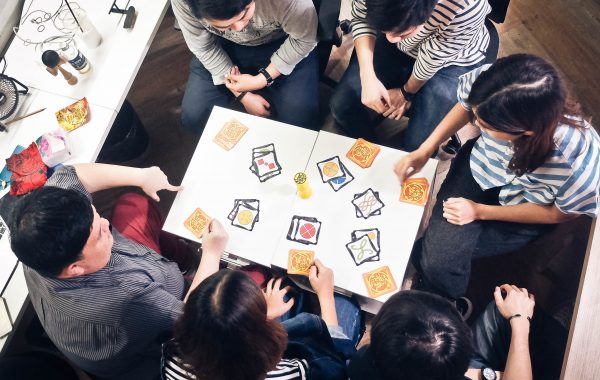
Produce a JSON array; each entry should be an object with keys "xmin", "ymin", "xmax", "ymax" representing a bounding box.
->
[
  {"xmin": 287, "ymin": 249, "xmax": 315, "ymax": 276},
  {"xmin": 286, "ymin": 215, "xmax": 322, "ymax": 245}
]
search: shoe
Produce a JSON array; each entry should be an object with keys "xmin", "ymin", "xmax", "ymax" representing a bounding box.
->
[{"xmin": 454, "ymin": 297, "xmax": 473, "ymax": 321}]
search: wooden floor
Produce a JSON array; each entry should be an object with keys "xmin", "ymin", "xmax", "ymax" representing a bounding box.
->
[{"xmin": 98, "ymin": 0, "xmax": 597, "ymax": 345}]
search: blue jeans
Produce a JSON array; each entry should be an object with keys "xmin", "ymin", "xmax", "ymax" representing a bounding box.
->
[
  {"xmin": 181, "ymin": 37, "xmax": 320, "ymax": 134},
  {"xmin": 330, "ymin": 34, "xmax": 480, "ymax": 151},
  {"xmin": 470, "ymin": 302, "xmax": 567, "ymax": 380}
]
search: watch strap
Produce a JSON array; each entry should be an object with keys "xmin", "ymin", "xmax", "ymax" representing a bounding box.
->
[
  {"xmin": 400, "ymin": 85, "xmax": 416, "ymax": 102},
  {"xmin": 258, "ymin": 67, "xmax": 274, "ymax": 87}
]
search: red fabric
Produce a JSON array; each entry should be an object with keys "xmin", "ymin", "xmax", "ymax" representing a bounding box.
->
[
  {"xmin": 6, "ymin": 142, "xmax": 48, "ymax": 196},
  {"xmin": 110, "ymin": 193, "xmax": 197, "ymax": 272}
]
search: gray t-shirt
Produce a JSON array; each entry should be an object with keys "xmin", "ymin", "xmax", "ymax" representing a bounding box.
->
[
  {"xmin": 172, "ymin": 0, "xmax": 318, "ymax": 84},
  {"xmin": 23, "ymin": 166, "xmax": 185, "ymax": 380}
]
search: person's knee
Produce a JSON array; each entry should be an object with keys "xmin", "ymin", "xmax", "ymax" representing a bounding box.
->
[{"xmin": 180, "ymin": 102, "xmax": 210, "ymax": 135}]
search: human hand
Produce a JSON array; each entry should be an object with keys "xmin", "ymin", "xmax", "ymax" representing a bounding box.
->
[
  {"xmin": 382, "ymin": 88, "xmax": 411, "ymax": 120},
  {"xmin": 264, "ymin": 277, "xmax": 295, "ymax": 319},
  {"xmin": 225, "ymin": 72, "xmax": 268, "ymax": 92},
  {"xmin": 494, "ymin": 284, "xmax": 535, "ymax": 323},
  {"xmin": 360, "ymin": 73, "xmax": 391, "ymax": 114},
  {"xmin": 394, "ymin": 148, "xmax": 430, "ymax": 183},
  {"xmin": 139, "ymin": 166, "xmax": 182, "ymax": 202},
  {"xmin": 202, "ymin": 219, "xmax": 228, "ymax": 258},
  {"xmin": 443, "ymin": 197, "xmax": 481, "ymax": 225},
  {"xmin": 309, "ymin": 259, "xmax": 334, "ymax": 298},
  {"xmin": 240, "ymin": 92, "xmax": 271, "ymax": 117}
]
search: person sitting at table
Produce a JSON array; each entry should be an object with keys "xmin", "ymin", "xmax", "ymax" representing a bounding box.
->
[
  {"xmin": 394, "ymin": 54, "xmax": 600, "ymax": 301},
  {"xmin": 348, "ymin": 285, "xmax": 553, "ymax": 380},
  {"xmin": 329, "ymin": 0, "xmax": 492, "ymax": 151},
  {"xmin": 161, "ymin": 259, "xmax": 362, "ymax": 380},
  {"xmin": 172, "ymin": 0, "xmax": 320, "ymax": 134},
  {"xmin": 8, "ymin": 163, "xmax": 229, "ymax": 380}
]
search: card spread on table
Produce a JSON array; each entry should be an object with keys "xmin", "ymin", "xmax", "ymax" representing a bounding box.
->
[
  {"xmin": 213, "ymin": 118, "xmax": 249, "ymax": 151},
  {"xmin": 286, "ymin": 216, "xmax": 322, "ymax": 245},
  {"xmin": 316, "ymin": 156, "xmax": 354, "ymax": 192},
  {"xmin": 184, "ymin": 208, "xmax": 211, "ymax": 238},
  {"xmin": 352, "ymin": 188, "xmax": 385, "ymax": 219},
  {"xmin": 400, "ymin": 177, "xmax": 429, "ymax": 206},
  {"xmin": 287, "ymin": 249, "xmax": 315, "ymax": 276},
  {"xmin": 249, "ymin": 143, "xmax": 282, "ymax": 182},
  {"xmin": 346, "ymin": 138, "xmax": 381, "ymax": 168},
  {"xmin": 228, "ymin": 199, "xmax": 260, "ymax": 231},
  {"xmin": 362, "ymin": 266, "xmax": 397, "ymax": 298},
  {"xmin": 346, "ymin": 230, "xmax": 381, "ymax": 266}
]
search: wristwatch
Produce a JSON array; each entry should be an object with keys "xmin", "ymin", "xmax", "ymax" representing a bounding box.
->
[
  {"xmin": 258, "ymin": 67, "xmax": 274, "ymax": 87},
  {"xmin": 481, "ymin": 367, "xmax": 497, "ymax": 380},
  {"xmin": 400, "ymin": 85, "xmax": 416, "ymax": 102}
]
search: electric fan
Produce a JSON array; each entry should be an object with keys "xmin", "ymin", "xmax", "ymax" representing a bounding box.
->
[{"xmin": 0, "ymin": 58, "xmax": 29, "ymax": 131}]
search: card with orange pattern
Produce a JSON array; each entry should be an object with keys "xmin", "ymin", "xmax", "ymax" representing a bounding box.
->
[
  {"xmin": 184, "ymin": 208, "xmax": 211, "ymax": 239},
  {"xmin": 346, "ymin": 138, "xmax": 381, "ymax": 168},
  {"xmin": 399, "ymin": 177, "xmax": 429, "ymax": 206},
  {"xmin": 287, "ymin": 249, "xmax": 315, "ymax": 276},
  {"xmin": 362, "ymin": 265, "xmax": 398, "ymax": 298},
  {"xmin": 213, "ymin": 119, "xmax": 249, "ymax": 151}
]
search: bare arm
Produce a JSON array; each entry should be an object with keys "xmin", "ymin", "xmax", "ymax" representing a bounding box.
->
[
  {"xmin": 184, "ymin": 219, "xmax": 228, "ymax": 302},
  {"xmin": 443, "ymin": 199, "xmax": 579, "ymax": 225},
  {"xmin": 73, "ymin": 164, "xmax": 180, "ymax": 201},
  {"xmin": 309, "ymin": 259, "xmax": 338, "ymax": 326}
]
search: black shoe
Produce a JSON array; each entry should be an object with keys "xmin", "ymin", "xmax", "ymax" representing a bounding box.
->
[
  {"xmin": 442, "ymin": 134, "xmax": 462, "ymax": 155},
  {"xmin": 454, "ymin": 297, "xmax": 473, "ymax": 321}
]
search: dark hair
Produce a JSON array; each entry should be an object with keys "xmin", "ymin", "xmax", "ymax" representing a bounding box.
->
[
  {"xmin": 370, "ymin": 290, "xmax": 473, "ymax": 380},
  {"xmin": 185, "ymin": 0, "xmax": 252, "ymax": 20},
  {"xmin": 9, "ymin": 187, "xmax": 93, "ymax": 277},
  {"xmin": 174, "ymin": 270, "xmax": 287, "ymax": 380},
  {"xmin": 365, "ymin": 0, "xmax": 436, "ymax": 33},
  {"xmin": 468, "ymin": 54, "xmax": 585, "ymax": 176}
]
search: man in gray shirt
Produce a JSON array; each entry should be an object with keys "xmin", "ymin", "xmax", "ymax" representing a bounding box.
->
[
  {"xmin": 172, "ymin": 0, "xmax": 319, "ymax": 133},
  {"xmin": 9, "ymin": 164, "xmax": 228, "ymax": 379}
]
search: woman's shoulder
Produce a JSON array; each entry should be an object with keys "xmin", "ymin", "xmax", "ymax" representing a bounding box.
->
[{"xmin": 552, "ymin": 118, "xmax": 600, "ymax": 164}]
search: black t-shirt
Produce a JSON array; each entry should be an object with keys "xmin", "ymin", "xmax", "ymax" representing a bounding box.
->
[{"xmin": 348, "ymin": 346, "xmax": 470, "ymax": 380}]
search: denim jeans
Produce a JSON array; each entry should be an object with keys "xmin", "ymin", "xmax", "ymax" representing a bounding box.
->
[
  {"xmin": 470, "ymin": 302, "xmax": 567, "ymax": 380},
  {"xmin": 181, "ymin": 37, "xmax": 320, "ymax": 135},
  {"xmin": 413, "ymin": 138, "xmax": 554, "ymax": 299},
  {"xmin": 330, "ymin": 34, "xmax": 480, "ymax": 151}
]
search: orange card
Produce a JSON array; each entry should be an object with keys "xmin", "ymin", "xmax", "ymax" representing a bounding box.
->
[
  {"xmin": 184, "ymin": 208, "xmax": 211, "ymax": 238},
  {"xmin": 400, "ymin": 177, "xmax": 429, "ymax": 206},
  {"xmin": 362, "ymin": 266, "xmax": 398, "ymax": 298},
  {"xmin": 287, "ymin": 249, "xmax": 315, "ymax": 276},
  {"xmin": 213, "ymin": 119, "xmax": 249, "ymax": 151},
  {"xmin": 346, "ymin": 138, "xmax": 381, "ymax": 168}
]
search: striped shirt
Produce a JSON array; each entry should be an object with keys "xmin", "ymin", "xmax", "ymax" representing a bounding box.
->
[
  {"xmin": 163, "ymin": 352, "xmax": 308, "ymax": 380},
  {"xmin": 24, "ymin": 166, "xmax": 186, "ymax": 379},
  {"xmin": 351, "ymin": 0, "xmax": 491, "ymax": 80},
  {"xmin": 457, "ymin": 68, "xmax": 600, "ymax": 217}
]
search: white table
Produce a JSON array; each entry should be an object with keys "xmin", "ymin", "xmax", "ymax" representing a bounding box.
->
[
  {"xmin": 164, "ymin": 108, "xmax": 438, "ymax": 308},
  {"xmin": 0, "ymin": 0, "xmax": 170, "ymax": 353}
]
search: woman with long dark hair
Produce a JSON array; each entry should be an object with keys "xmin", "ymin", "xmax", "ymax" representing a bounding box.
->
[
  {"xmin": 395, "ymin": 54, "xmax": 600, "ymax": 301},
  {"xmin": 161, "ymin": 260, "xmax": 361, "ymax": 380}
]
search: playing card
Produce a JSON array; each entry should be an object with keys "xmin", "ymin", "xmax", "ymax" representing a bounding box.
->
[
  {"xmin": 346, "ymin": 138, "xmax": 381, "ymax": 168},
  {"xmin": 352, "ymin": 188, "xmax": 385, "ymax": 219},
  {"xmin": 400, "ymin": 177, "xmax": 430, "ymax": 206},
  {"xmin": 231, "ymin": 203, "xmax": 259, "ymax": 231},
  {"xmin": 346, "ymin": 235, "xmax": 379, "ymax": 266},
  {"xmin": 352, "ymin": 228, "xmax": 381, "ymax": 253},
  {"xmin": 249, "ymin": 144, "xmax": 282, "ymax": 182},
  {"xmin": 316, "ymin": 156, "xmax": 345, "ymax": 183},
  {"xmin": 287, "ymin": 216, "xmax": 322, "ymax": 245},
  {"xmin": 213, "ymin": 119, "xmax": 249, "ymax": 151},
  {"xmin": 184, "ymin": 208, "xmax": 211, "ymax": 239},
  {"xmin": 328, "ymin": 161, "xmax": 354, "ymax": 192},
  {"xmin": 287, "ymin": 249, "xmax": 315, "ymax": 276},
  {"xmin": 362, "ymin": 266, "xmax": 398, "ymax": 298}
]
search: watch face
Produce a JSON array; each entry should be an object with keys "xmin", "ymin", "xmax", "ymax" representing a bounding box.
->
[{"xmin": 483, "ymin": 368, "xmax": 496, "ymax": 380}]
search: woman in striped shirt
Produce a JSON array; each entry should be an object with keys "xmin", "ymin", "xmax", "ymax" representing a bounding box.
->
[
  {"xmin": 161, "ymin": 260, "xmax": 360, "ymax": 380},
  {"xmin": 330, "ymin": 0, "xmax": 492, "ymax": 151},
  {"xmin": 395, "ymin": 54, "xmax": 600, "ymax": 300}
]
